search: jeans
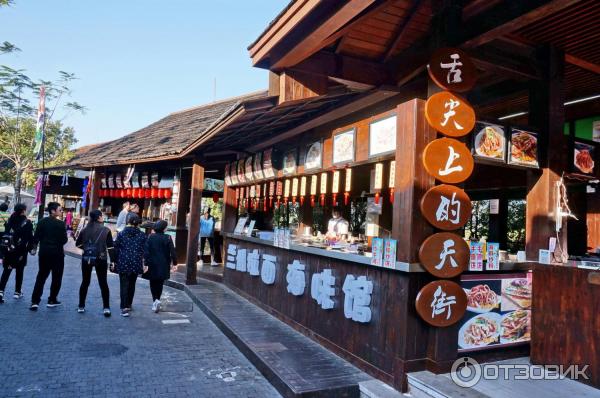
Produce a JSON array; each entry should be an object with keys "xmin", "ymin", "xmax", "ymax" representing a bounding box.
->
[
  {"xmin": 0, "ymin": 266, "xmax": 24, "ymax": 293},
  {"xmin": 150, "ymin": 279, "xmax": 164, "ymax": 301},
  {"xmin": 31, "ymin": 252, "xmax": 65, "ymax": 304},
  {"xmin": 79, "ymin": 260, "xmax": 110, "ymax": 309},
  {"xmin": 119, "ymin": 273, "xmax": 137, "ymax": 309},
  {"xmin": 200, "ymin": 237, "xmax": 214, "ymax": 257}
]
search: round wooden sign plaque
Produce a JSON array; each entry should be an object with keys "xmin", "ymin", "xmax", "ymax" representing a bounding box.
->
[
  {"xmin": 419, "ymin": 232, "xmax": 469, "ymax": 278},
  {"xmin": 422, "ymin": 138, "xmax": 474, "ymax": 184},
  {"xmin": 425, "ymin": 91, "xmax": 475, "ymax": 137},
  {"xmin": 427, "ymin": 47, "xmax": 477, "ymax": 93},
  {"xmin": 420, "ymin": 184, "xmax": 472, "ymax": 230},
  {"xmin": 415, "ymin": 280, "xmax": 467, "ymax": 327}
]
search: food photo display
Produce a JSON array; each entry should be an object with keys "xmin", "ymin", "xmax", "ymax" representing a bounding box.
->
[
  {"xmin": 458, "ymin": 273, "xmax": 532, "ymax": 352},
  {"xmin": 573, "ymin": 141, "xmax": 595, "ymax": 175},
  {"xmin": 509, "ymin": 128, "xmax": 539, "ymax": 167},
  {"xmin": 333, "ymin": 128, "xmax": 355, "ymax": 164},
  {"xmin": 472, "ymin": 122, "xmax": 506, "ymax": 162}
]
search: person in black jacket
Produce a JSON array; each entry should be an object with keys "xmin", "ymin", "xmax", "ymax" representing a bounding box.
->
[
  {"xmin": 0, "ymin": 204, "xmax": 34, "ymax": 303},
  {"xmin": 113, "ymin": 213, "xmax": 146, "ymax": 317},
  {"xmin": 30, "ymin": 202, "xmax": 68, "ymax": 311},
  {"xmin": 75, "ymin": 210, "xmax": 115, "ymax": 317},
  {"xmin": 144, "ymin": 220, "xmax": 177, "ymax": 313}
]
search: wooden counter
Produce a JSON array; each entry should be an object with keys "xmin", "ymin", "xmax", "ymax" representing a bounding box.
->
[{"xmin": 531, "ymin": 264, "xmax": 600, "ymax": 388}]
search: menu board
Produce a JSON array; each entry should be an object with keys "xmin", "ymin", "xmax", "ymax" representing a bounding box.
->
[
  {"xmin": 245, "ymin": 156, "xmax": 254, "ymax": 182},
  {"xmin": 369, "ymin": 115, "xmax": 397, "ymax": 157},
  {"xmin": 574, "ymin": 141, "xmax": 595, "ymax": 174},
  {"xmin": 383, "ymin": 239, "xmax": 397, "ymax": 268},
  {"xmin": 230, "ymin": 162, "xmax": 239, "ymax": 186},
  {"xmin": 486, "ymin": 243, "xmax": 500, "ymax": 271},
  {"xmin": 459, "ymin": 273, "xmax": 532, "ymax": 352},
  {"xmin": 262, "ymin": 148, "xmax": 275, "ymax": 178},
  {"xmin": 333, "ymin": 129, "xmax": 355, "ymax": 164},
  {"xmin": 472, "ymin": 122, "xmax": 506, "ymax": 162},
  {"xmin": 469, "ymin": 242, "xmax": 484, "ymax": 271},
  {"xmin": 371, "ymin": 238, "xmax": 384, "ymax": 267},
  {"xmin": 304, "ymin": 140, "xmax": 323, "ymax": 171},
  {"xmin": 509, "ymin": 128, "xmax": 539, "ymax": 168},
  {"xmin": 282, "ymin": 149, "xmax": 297, "ymax": 176},
  {"xmin": 237, "ymin": 160, "xmax": 246, "ymax": 184},
  {"xmin": 253, "ymin": 152, "xmax": 264, "ymax": 180}
]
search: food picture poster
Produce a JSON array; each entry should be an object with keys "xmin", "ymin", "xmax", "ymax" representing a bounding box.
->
[
  {"xmin": 509, "ymin": 128, "xmax": 539, "ymax": 167},
  {"xmin": 458, "ymin": 273, "xmax": 532, "ymax": 352},
  {"xmin": 573, "ymin": 141, "xmax": 595, "ymax": 175},
  {"xmin": 473, "ymin": 122, "xmax": 506, "ymax": 162}
]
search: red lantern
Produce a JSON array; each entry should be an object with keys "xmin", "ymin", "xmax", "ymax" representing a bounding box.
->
[
  {"xmin": 144, "ymin": 188, "xmax": 151, "ymax": 199},
  {"xmin": 212, "ymin": 193, "xmax": 219, "ymax": 203},
  {"xmin": 121, "ymin": 189, "xmax": 127, "ymax": 198},
  {"xmin": 150, "ymin": 188, "xmax": 157, "ymax": 199},
  {"xmin": 134, "ymin": 188, "xmax": 141, "ymax": 199},
  {"xmin": 164, "ymin": 189, "xmax": 172, "ymax": 199},
  {"xmin": 126, "ymin": 188, "xmax": 132, "ymax": 198}
]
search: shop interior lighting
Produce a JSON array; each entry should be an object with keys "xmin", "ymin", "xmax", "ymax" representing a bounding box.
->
[{"xmin": 497, "ymin": 93, "xmax": 600, "ymax": 120}]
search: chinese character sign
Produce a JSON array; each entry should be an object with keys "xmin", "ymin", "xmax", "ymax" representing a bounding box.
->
[
  {"xmin": 422, "ymin": 138, "xmax": 474, "ymax": 184},
  {"xmin": 469, "ymin": 242, "xmax": 484, "ymax": 271},
  {"xmin": 415, "ymin": 280, "xmax": 467, "ymax": 327},
  {"xmin": 236, "ymin": 249, "xmax": 247, "ymax": 272},
  {"xmin": 311, "ymin": 269, "xmax": 336, "ymax": 310},
  {"xmin": 424, "ymin": 91, "xmax": 475, "ymax": 138},
  {"xmin": 247, "ymin": 249, "xmax": 261, "ymax": 276},
  {"xmin": 371, "ymin": 238, "xmax": 384, "ymax": 267},
  {"xmin": 286, "ymin": 260, "xmax": 306, "ymax": 296},
  {"xmin": 427, "ymin": 48, "xmax": 477, "ymax": 92},
  {"xmin": 419, "ymin": 232, "xmax": 469, "ymax": 278},
  {"xmin": 342, "ymin": 275, "xmax": 373, "ymax": 323},
  {"xmin": 383, "ymin": 239, "xmax": 397, "ymax": 269},
  {"xmin": 420, "ymin": 184, "xmax": 471, "ymax": 230},
  {"xmin": 486, "ymin": 243, "xmax": 500, "ymax": 271},
  {"xmin": 261, "ymin": 254, "xmax": 277, "ymax": 285},
  {"xmin": 226, "ymin": 244, "xmax": 237, "ymax": 269}
]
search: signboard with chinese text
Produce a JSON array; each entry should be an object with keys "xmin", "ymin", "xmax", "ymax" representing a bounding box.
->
[
  {"xmin": 425, "ymin": 91, "xmax": 475, "ymax": 137},
  {"xmin": 383, "ymin": 239, "xmax": 397, "ymax": 268},
  {"xmin": 427, "ymin": 48, "xmax": 477, "ymax": 92},
  {"xmin": 422, "ymin": 138, "xmax": 474, "ymax": 183},
  {"xmin": 419, "ymin": 232, "xmax": 469, "ymax": 278},
  {"xmin": 459, "ymin": 273, "xmax": 532, "ymax": 352},
  {"xmin": 371, "ymin": 238, "xmax": 383, "ymax": 267},
  {"xmin": 469, "ymin": 242, "xmax": 484, "ymax": 271},
  {"xmin": 415, "ymin": 280, "xmax": 467, "ymax": 327},
  {"xmin": 486, "ymin": 243, "xmax": 500, "ymax": 271},
  {"xmin": 420, "ymin": 184, "xmax": 472, "ymax": 230}
]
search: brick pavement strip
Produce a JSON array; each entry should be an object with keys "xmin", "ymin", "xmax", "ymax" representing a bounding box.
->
[{"xmin": 0, "ymin": 255, "xmax": 281, "ymax": 398}]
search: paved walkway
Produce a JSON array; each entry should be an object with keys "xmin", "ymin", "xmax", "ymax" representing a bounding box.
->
[{"xmin": 0, "ymin": 254, "xmax": 281, "ymax": 398}]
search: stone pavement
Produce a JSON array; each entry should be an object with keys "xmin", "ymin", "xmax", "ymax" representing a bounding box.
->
[{"xmin": 0, "ymin": 254, "xmax": 281, "ymax": 398}]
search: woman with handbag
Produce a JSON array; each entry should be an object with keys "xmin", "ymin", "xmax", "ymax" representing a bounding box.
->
[
  {"xmin": 113, "ymin": 213, "xmax": 146, "ymax": 317},
  {"xmin": 75, "ymin": 209, "xmax": 114, "ymax": 317},
  {"xmin": 143, "ymin": 220, "xmax": 177, "ymax": 313},
  {"xmin": 0, "ymin": 204, "xmax": 34, "ymax": 303}
]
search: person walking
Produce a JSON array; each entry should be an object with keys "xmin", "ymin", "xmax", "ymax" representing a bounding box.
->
[
  {"xmin": 0, "ymin": 204, "xmax": 34, "ymax": 303},
  {"xmin": 30, "ymin": 202, "xmax": 68, "ymax": 311},
  {"xmin": 75, "ymin": 210, "xmax": 114, "ymax": 317},
  {"xmin": 113, "ymin": 213, "xmax": 145, "ymax": 317},
  {"xmin": 143, "ymin": 220, "xmax": 177, "ymax": 313},
  {"xmin": 115, "ymin": 201, "xmax": 130, "ymax": 232},
  {"xmin": 199, "ymin": 207, "xmax": 217, "ymax": 266}
]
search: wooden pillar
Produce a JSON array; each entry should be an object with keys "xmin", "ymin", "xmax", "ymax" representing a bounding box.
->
[
  {"xmin": 88, "ymin": 169, "xmax": 101, "ymax": 216},
  {"xmin": 222, "ymin": 184, "xmax": 237, "ymax": 234},
  {"xmin": 392, "ymin": 99, "xmax": 436, "ymax": 263},
  {"xmin": 185, "ymin": 162, "xmax": 204, "ymax": 284},
  {"xmin": 526, "ymin": 45, "xmax": 566, "ymax": 260},
  {"xmin": 175, "ymin": 168, "xmax": 191, "ymax": 264}
]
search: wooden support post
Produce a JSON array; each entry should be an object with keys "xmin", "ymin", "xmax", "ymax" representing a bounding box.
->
[
  {"xmin": 88, "ymin": 169, "xmax": 101, "ymax": 216},
  {"xmin": 392, "ymin": 99, "xmax": 436, "ymax": 262},
  {"xmin": 185, "ymin": 163, "xmax": 204, "ymax": 284},
  {"xmin": 222, "ymin": 184, "xmax": 237, "ymax": 234},
  {"xmin": 175, "ymin": 168, "xmax": 191, "ymax": 264},
  {"xmin": 526, "ymin": 46, "xmax": 566, "ymax": 260}
]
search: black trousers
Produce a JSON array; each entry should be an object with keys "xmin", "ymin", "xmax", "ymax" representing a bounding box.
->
[
  {"xmin": 0, "ymin": 266, "xmax": 24, "ymax": 293},
  {"xmin": 31, "ymin": 252, "xmax": 65, "ymax": 304},
  {"xmin": 150, "ymin": 279, "xmax": 164, "ymax": 301},
  {"xmin": 200, "ymin": 237, "xmax": 214, "ymax": 256},
  {"xmin": 79, "ymin": 260, "xmax": 110, "ymax": 309},
  {"xmin": 119, "ymin": 273, "xmax": 137, "ymax": 309}
]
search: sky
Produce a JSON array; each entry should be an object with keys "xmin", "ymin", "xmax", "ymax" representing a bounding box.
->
[{"xmin": 0, "ymin": 1, "xmax": 284, "ymax": 147}]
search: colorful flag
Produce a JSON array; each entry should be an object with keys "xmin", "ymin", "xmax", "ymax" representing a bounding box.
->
[{"xmin": 33, "ymin": 86, "xmax": 46, "ymax": 161}]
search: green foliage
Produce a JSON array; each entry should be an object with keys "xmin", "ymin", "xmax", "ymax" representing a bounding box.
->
[
  {"xmin": 465, "ymin": 200, "xmax": 490, "ymax": 241},
  {"xmin": 0, "ymin": 41, "xmax": 20, "ymax": 55},
  {"xmin": 507, "ymin": 199, "xmax": 526, "ymax": 253},
  {"xmin": 200, "ymin": 197, "xmax": 223, "ymax": 221},
  {"xmin": 350, "ymin": 198, "xmax": 367, "ymax": 235}
]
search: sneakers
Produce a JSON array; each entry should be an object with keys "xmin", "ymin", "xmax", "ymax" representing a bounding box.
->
[
  {"xmin": 13, "ymin": 292, "xmax": 23, "ymax": 299},
  {"xmin": 47, "ymin": 300, "xmax": 62, "ymax": 308},
  {"xmin": 29, "ymin": 303, "xmax": 38, "ymax": 311},
  {"xmin": 120, "ymin": 309, "xmax": 130, "ymax": 317},
  {"xmin": 152, "ymin": 300, "xmax": 161, "ymax": 313},
  {"xmin": 210, "ymin": 261, "xmax": 219, "ymax": 267},
  {"xmin": 103, "ymin": 308, "xmax": 111, "ymax": 317},
  {"xmin": 77, "ymin": 307, "xmax": 85, "ymax": 313}
]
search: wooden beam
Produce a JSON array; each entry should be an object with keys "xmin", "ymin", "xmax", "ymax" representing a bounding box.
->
[
  {"xmin": 272, "ymin": 0, "xmax": 377, "ymax": 69},
  {"xmin": 566, "ymin": 54, "xmax": 600, "ymax": 75},
  {"xmin": 290, "ymin": 50, "xmax": 392, "ymax": 86},
  {"xmin": 247, "ymin": 88, "xmax": 401, "ymax": 152},
  {"xmin": 468, "ymin": 46, "xmax": 541, "ymax": 80},
  {"xmin": 462, "ymin": 0, "xmax": 585, "ymax": 48},
  {"xmin": 383, "ymin": 0, "xmax": 423, "ymax": 62}
]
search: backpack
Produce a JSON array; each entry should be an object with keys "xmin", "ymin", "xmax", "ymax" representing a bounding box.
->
[
  {"xmin": 0, "ymin": 219, "xmax": 27, "ymax": 255},
  {"xmin": 82, "ymin": 228, "xmax": 105, "ymax": 265}
]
